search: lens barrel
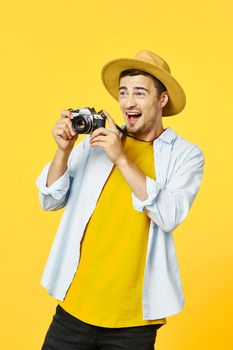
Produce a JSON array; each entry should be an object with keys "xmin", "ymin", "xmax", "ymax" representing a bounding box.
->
[{"xmin": 72, "ymin": 115, "xmax": 93, "ymax": 134}]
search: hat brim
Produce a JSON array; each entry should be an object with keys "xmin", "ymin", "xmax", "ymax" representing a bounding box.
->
[{"xmin": 101, "ymin": 58, "xmax": 186, "ymax": 116}]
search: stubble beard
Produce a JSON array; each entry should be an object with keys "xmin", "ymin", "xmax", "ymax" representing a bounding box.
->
[{"xmin": 126, "ymin": 120, "xmax": 154, "ymax": 138}]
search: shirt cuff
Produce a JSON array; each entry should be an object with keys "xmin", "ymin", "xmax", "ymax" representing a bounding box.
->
[
  {"xmin": 132, "ymin": 176, "xmax": 161, "ymax": 212},
  {"xmin": 36, "ymin": 162, "xmax": 70, "ymax": 200}
]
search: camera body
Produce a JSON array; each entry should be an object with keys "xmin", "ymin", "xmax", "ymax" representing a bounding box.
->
[{"xmin": 69, "ymin": 107, "xmax": 106, "ymax": 134}]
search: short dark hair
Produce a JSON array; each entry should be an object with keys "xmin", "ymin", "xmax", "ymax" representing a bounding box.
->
[{"xmin": 119, "ymin": 69, "xmax": 167, "ymax": 96}]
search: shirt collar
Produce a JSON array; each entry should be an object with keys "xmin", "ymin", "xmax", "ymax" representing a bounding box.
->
[{"xmin": 155, "ymin": 127, "xmax": 178, "ymax": 144}]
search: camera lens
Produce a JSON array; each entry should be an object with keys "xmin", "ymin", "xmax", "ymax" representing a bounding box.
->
[
  {"xmin": 76, "ymin": 119, "xmax": 86, "ymax": 131},
  {"xmin": 72, "ymin": 115, "xmax": 92, "ymax": 134}
]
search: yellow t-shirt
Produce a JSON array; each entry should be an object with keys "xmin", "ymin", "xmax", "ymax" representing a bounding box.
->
[{"xmin": 58, "ymin": 135, "xmax": 167, "ymax": 328}]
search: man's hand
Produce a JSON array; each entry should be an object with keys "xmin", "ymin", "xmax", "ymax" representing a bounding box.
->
[
  {"xmin": 89, "ymin": 111, "xmax": 127, "ymax": 165},
  {"xmin": 47, "ymin": 109, "xmax": 79, "ymax": 188},
  {"xmin": 52, "ymin": 109, "xmax": 79, "ymax": 153},
  {"xmin": 90, "ymin": 111, "xmax": 148, "ymax": 200}
]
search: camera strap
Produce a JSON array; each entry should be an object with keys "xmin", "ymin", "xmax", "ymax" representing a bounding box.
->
[{"xmin": 115, "ymin": 124, "xmax": 128, "ymax": 136}]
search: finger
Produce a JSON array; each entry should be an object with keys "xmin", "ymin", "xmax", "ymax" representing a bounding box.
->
[
  {"xmin": 57, "ymin": 117, "xmax": 76, "ymax": 136},
  {"xmin": 102, "ymin": 110, "xmax": 118, "ymax": 133},
  {"xmin": 90, "ymin": 135, "xmax": 108, "ymax": 144},
  {"xmin": 64, "ymin": 117, "xmax": 76, "ymax": 136},
  {"xmin": 63, "ymin": 123, "xmax": 73, "ymax": 139},
  {"xmin": 90, "ymin": 140, "xmax": 106, "ymax": 148},
  {"xmin": 56, "ymin": 121, "xmax": 73, "ymax": 137},
  {"xmin": 90, "ymin": 127, "xmax": 110, "ymax": 140},
  {"xmin": 56, "ymin": 128, "xmax": 69, "ymax": 141},
  {"xmin": 91, "ymin": 128, "xmax": 119, "ymax": 143},
  {"xmin": 60, "ymin": 109, "xmax": 73, "ymax": 119}
]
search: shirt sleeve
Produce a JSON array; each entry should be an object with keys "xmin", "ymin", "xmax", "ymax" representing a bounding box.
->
[
  {"xmin": 132, "ymin": 145, "xmax": 205, "ymax": 232},
  {"xmin": 35, "ymin": 161, "xmax": 72, "ymax": 211},
  {"xmin": 35, "ymin": 136, "xmax": 89, "ymax": 211}
]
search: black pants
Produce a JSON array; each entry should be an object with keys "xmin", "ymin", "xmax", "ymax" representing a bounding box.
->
[{"xmin": 41, "ymin": 304, "xmax": 161, "ymax": 350}]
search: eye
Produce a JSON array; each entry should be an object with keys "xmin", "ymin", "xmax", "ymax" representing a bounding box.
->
[
  {"xmin": 136, "ymin": 92, "xmax": 145, "ymax": 96},
  {"xmin": 119, "ymin": 91, "xmax": 127, "ymax": 96}
]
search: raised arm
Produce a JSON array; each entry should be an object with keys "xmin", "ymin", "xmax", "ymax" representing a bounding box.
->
[{"xmin": 36, "ymin": 109, "xmax": 79, "ymax": 211}]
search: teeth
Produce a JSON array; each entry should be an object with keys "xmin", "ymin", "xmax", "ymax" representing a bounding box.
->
[{"xmin": 127, "ymin": 112, "xmax": 141, "ymax": 116}]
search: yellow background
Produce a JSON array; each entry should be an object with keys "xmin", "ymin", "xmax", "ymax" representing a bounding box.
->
[{"xmin": 0, "ymin": 0, "xmax": 232, "ymax": 349}]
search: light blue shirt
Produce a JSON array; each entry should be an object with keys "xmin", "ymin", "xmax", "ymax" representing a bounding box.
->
[{"xmin": 36, "ymin": 127, "xmax": 205, "ymax": 319}]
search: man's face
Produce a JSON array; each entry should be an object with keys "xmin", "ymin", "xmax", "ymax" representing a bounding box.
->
[{"xmin": 118, "ymin": 74, "xmax": 166, "ymax": 141}]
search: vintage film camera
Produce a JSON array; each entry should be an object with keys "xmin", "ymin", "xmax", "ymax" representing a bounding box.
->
[{"xmin": 68, "ymin": 107, "xmax": 106, "ymax": 134}]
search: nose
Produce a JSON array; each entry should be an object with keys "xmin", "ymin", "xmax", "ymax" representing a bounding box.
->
[{"xmin": 125, "ymin": 94, "xmax": 137, "ymax": 108}]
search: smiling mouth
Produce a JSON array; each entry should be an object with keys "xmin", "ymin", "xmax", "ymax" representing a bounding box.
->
[{"xmin": 126, "ymin": 112, "xmax": 142, "ymax": 123}]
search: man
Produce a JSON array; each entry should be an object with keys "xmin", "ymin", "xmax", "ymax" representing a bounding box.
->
[{"xmin": 36, "ymin": 50, "xmax": 205, "ymax": 350}]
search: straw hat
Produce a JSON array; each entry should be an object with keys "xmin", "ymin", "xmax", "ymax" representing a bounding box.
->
[{"xmin": 101, "ymin": 49, "xmax": 186, "ymax": 116}]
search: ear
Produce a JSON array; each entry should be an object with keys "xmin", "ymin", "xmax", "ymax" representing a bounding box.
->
[{"xmin": 161, "ymin": 91, "xmax": 169, "ymax": 108}]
